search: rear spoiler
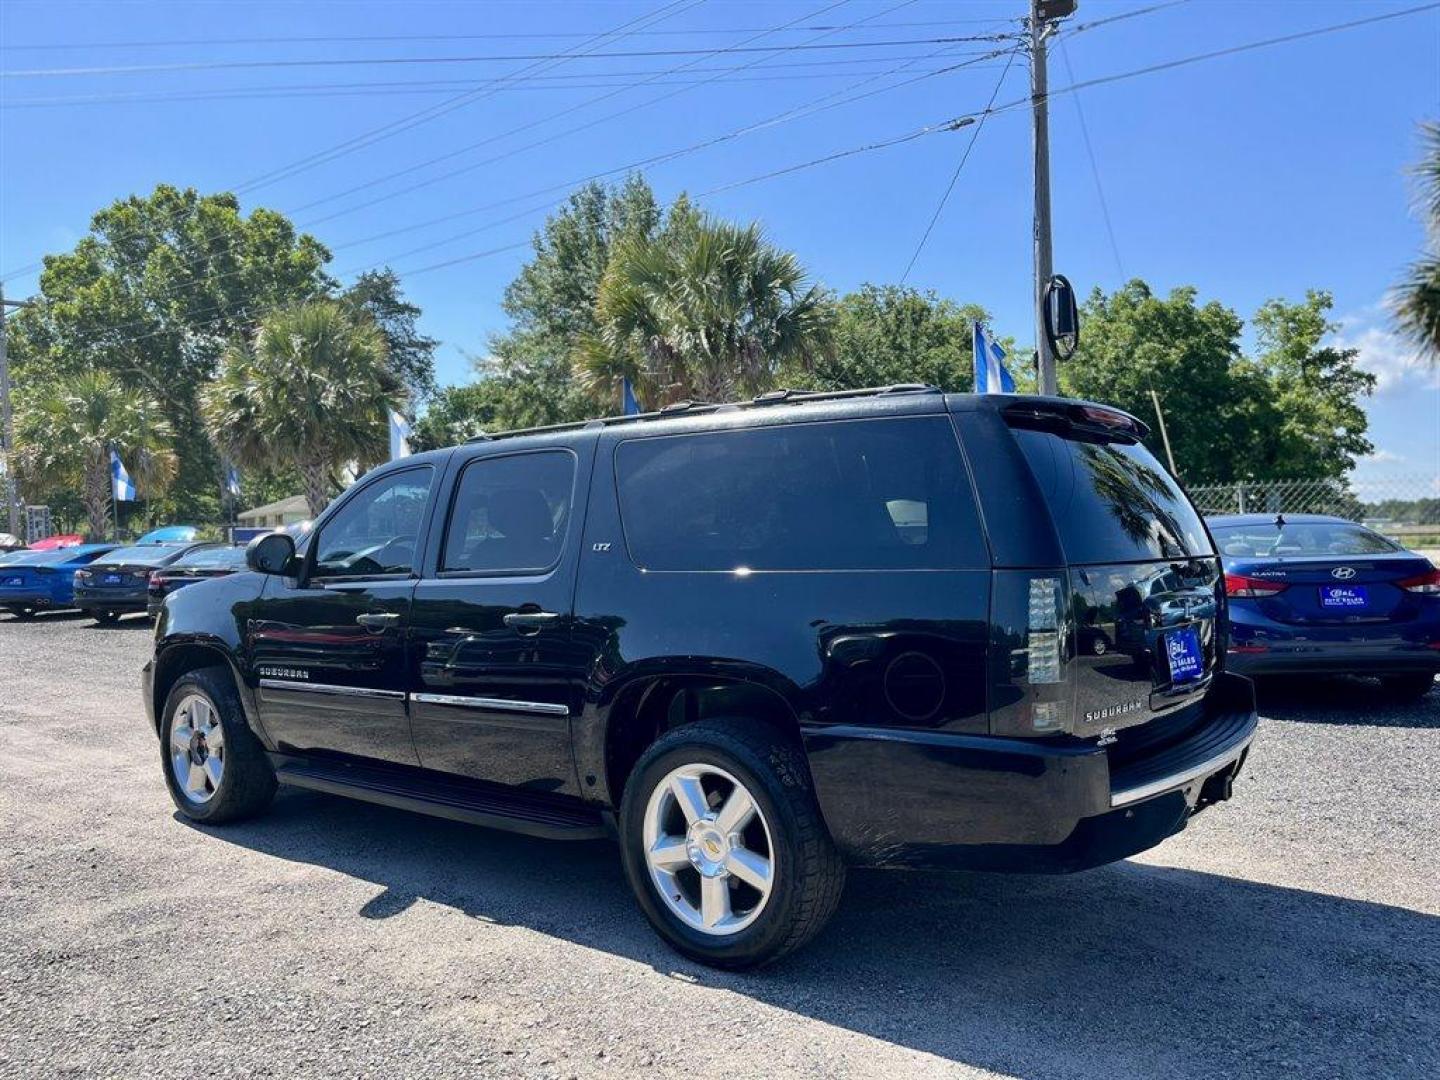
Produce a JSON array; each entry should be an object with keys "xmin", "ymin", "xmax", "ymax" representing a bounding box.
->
[{"xmin": 1000, "ymin": 399, "xmax": 1150, "ymax": 443}]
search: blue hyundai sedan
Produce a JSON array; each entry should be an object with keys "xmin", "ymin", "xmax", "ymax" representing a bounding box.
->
[
  {"xmin": 0, "ymin": 544, "xmax": 119, "ymax": 619},
  {"xmin": 1208, "ymin": 513, "xmax": 1439, "ymax": 701}
]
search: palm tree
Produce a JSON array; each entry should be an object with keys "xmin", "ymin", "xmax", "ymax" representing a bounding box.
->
[
  {"xmin": 202, "ymin": 300, "xmax": 401, "ymax": 517},
  {"xmin": 1395, "ymin": 121, "xmax": 1440, "ymax": 364},
  {"xmin": 575, "ymin": 216, "xmax": 833, "ymax": 407},
  {"xmin": 14, "ymin": 371, "xmax": 177, "ymax": 539}
]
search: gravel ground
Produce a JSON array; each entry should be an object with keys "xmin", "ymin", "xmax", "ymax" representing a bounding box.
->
[{"xmin": 1, "ymin": 610, "xmax": 1437, "ymax": 1080}]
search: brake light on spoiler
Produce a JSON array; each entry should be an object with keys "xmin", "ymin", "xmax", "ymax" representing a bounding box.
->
[
  {"xmin": 1397, "ymin": 568, "xmax": 1440, "ymax": 595},
  {"xmin": 1224, "ymin": 573, "xmax": 1287, "ymax": 598}
]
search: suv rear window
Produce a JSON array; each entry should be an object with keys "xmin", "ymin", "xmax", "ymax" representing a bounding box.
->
[
  {"xmin": 1012, "ymin": 429, "xmax": 1212, "ymax": 563},
  {"xmin": 615, "ymin": 416, "xmax": 986, "ymax": 571}
]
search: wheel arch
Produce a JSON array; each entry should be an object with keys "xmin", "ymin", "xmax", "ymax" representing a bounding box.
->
[
  {"xmin": 596, "ymin": 671, "xmax": 804, "ymax": 809},
  {"xmin": 150, "ymin": 639, "xmax": 262, "ymax": 741}
]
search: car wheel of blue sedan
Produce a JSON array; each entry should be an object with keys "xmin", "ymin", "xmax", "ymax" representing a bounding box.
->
[{"xmin": 1381, "ymin": 673, "xmax": 1435, "ymax": 703}]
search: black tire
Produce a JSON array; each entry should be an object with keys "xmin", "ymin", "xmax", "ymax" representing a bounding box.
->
[
  {"xmin": 160, "ymin": 666, "xmax": 276, "ymax": 824},
  {"xmin": 7, "ymin": 606, "xmax": 35, "ymax": 620},
  {"xmin": 1380, "ymin": 673, "xmax": 1436, "ymax": 703},
  {"xmin": 619, "ymin": 719, "xmax": 845, "ymax": 970},
  {"xmin": 93, "ymin": 610, "xmax": 120, "ymax": 625}
]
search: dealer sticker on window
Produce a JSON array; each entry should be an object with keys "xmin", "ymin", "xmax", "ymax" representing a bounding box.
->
[{"xmin": 1165, "ymin": 626, "xmax": 1204, "ymax": 684}]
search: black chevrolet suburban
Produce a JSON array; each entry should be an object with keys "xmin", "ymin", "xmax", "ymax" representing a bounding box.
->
[{"xmin": 143, "ymin": 387, "xmax": 1257, "ymax": 968}]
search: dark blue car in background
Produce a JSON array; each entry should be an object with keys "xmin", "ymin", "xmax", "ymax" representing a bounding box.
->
[
  {"xmin": 1209, "ymin": 513, "xmax": 1440, "ymax": 701},
  {"xmin": 0, "ymin": 544, "xmax": 119, "ymax": 619}
]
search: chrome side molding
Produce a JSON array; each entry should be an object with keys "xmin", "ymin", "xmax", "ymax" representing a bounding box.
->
[
  {"xmin": 410, "ymin": 692, "xmax": 570, "ymax": 717},
  {"xmin": 258, "ymin": 679, "xmax": 406, "ymax": 701}
]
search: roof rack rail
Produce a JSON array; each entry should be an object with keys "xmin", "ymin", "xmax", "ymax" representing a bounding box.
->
[{"xmin": 463, "ymin": 383, "xmax": 941, "ymax": 444}]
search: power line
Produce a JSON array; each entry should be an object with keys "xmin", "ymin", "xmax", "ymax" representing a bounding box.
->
[
  {"xmin": 290, "ymin": 0, "xmax": 883, "ymax": 218},
  {"xmin": 1062, "ymin": 0, "xmax": 1192, "ymax": 39},
  {"xmin": 229, "ymin": 0, "xmax": 702, "ymax": 198},
  {"xmin": 1057, "ymin": 37, "xmax": 1123, "ymax": 280},
  {"xmin": 2, "ymin": 33, "xmax": 1024, "ymax": 79},
  {"xmin": 2, "ymin": 54, "xmax": 1002, "ymax": 110},
  {"xmin": 0, "ymin": 18, "xmax": 1018, "ymax": 52},
  {"xmin": 899, "ymin": 46, "xmax": 1020, "ymax": 283}
]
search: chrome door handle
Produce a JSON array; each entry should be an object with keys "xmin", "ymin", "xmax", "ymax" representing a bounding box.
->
[
  {"xmin": 502, "ymin": 611, "xmax": 561, "ymax": 634},
  {"xmin": 356, "ymin": 612, "xmax": 400, "ymax": 631}
]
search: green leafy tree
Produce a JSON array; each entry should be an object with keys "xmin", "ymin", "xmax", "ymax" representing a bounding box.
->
[
  {"xmin": 342, "ymin": 268, "xmax": 439, "ymax": 405},
  {"xmin": 1065, "ymin": 281, "xmax": 1372, "ymax": 483},
  {"xmin": 1062, "ymin": 281, "xmax": 1246, "ymax": 480},
  {"xmin": 481, "ymin": 175, "xmax": 667, "ymax": 427},
  {"xmin": 788, "ymin": 284, "xmax": 999, "ymax": 393},
  {"xmin": 202, "ymin": 300, "xmax": 401, "ymax": 517},
  {"xmin": 576, "ymin": 215, "xmax": 833, "ymax": 404},
  {"xmin": 8, "ymin": 184, "xmax": 332, "ymax": 520},
  {"xmin": 14, "ymin": 371, "xmax": 177, "ymax": 539},
  {"xmin": 1241, "ymin": 291, "xmax": 1374, "ymax": 477},
  {"xmin": 410, "ymin": 381, "xmax": 509, "ymax": 451},
  {"xmin": 1395, "ymin": 120, "xmax": 1440, "ymax": 363}
]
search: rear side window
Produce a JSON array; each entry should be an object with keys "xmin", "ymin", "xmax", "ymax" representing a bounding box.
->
[
  {"xmin": 615, "ymin": 416, "xmax": 986, "ymax": 571},
  {"xmin": 442, "ymin": 450, "xmax": 577, "ymax": 574},
  {"xmin": 1012, "ymin": 429, "xmax": 1212, "ymax": 563}
]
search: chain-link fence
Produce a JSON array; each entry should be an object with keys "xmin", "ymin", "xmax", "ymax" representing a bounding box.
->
[{"xmin": 1187, "ymin": 474, "xmax": 1440, "ymax": 553}]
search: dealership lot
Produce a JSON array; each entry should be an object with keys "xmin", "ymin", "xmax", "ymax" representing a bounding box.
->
[{"xmin": 1, "ymin": 612, "xmax": 1436, "ymax": 1080}]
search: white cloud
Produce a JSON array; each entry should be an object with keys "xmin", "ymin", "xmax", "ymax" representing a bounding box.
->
[
  {"xmin": 1330, "ymin": 310, "xmax": 1439, "ymax": 396},
  {"xmin": 1360, "ymin": 448, "xmax": 1405, "ymax": 464}
]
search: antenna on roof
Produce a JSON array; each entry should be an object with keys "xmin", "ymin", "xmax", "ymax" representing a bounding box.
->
[{"xmin": 1275, "ymin": 512, "xmax": 1286, "ymax": 527}]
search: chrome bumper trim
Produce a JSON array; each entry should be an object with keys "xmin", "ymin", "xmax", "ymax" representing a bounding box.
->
[{"xmin": 1109, "ymin": 729, "xmax": 1256, "ymax": 808}]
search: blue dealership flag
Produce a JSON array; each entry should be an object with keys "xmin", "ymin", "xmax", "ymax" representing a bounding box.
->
[
  {"xmin": 388, "ymin": 409, "xmax": 413, "ymax": 460},
  {"xmin": 621, "ymin": 376, "xmax": 641, "ymax": 416},
  {"xmin": 972, "ymin": 321, "xmax": 1016, "ymax": 395},
  {"xmin": 224, "ymin": 463, "xmax": 242, "ymax": 498},
  {"xmin": 110, "ymin": 448, "xmax": 137, "ymax": 502}
]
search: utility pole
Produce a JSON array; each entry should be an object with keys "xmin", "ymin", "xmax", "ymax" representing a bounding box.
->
[
  {"xmin": 1028, "ymin": 0, "xmax": 1075, "ymax": 396},
  {"xmin": 0, "ymin": 283, "xmax": 27, "ymax": 539},
  {"xmin": 1149, "ymin": 388, "xmax": 1179, "ymax": 476}
]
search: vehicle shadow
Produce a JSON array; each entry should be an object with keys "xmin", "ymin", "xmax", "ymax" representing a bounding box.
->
[
  {"xmin": 86, "ymin": 615, "xmax": 155, "ymax": 630},
  {"xmin": 182, "ymin": 792, "xmax": 1440, "ymax": 1078},
  {"xmin": 1256, "ymin": 674, "xmax": 1440, "ymax": 728},
  {"xmin": 0, "ymin": 608, "xmax": 87, "ymax": 623}
]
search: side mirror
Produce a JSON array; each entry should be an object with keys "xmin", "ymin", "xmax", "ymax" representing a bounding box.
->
[
  {"xmin": 1043, "ymin": 274, "xmax": 1080, "ymax": 362},
  {"xmin": 246, "ymin": 532, "xmax": 297, "ymax": 576}
]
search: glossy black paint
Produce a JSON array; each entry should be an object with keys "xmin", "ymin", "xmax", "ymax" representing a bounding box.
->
[{"xmin": 145, "ymin": 392, "xmax": 1257, "ymax": 872}]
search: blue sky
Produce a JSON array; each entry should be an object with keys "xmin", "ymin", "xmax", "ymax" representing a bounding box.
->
[{"xmin": 1, "ymin": 0, "xmax": 1436, "ymax": 490}]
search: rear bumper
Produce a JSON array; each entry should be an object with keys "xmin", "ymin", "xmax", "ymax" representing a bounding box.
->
[
  {"xmin": 803, "ymin": 672, "xmax": 1257, "ymax": 872},
  {"xmin": 0, "ymin": 591, "xmax": 58, "ymax": 608},
  {"xmin": 74, "ymin": 586, "xmax": 149, "ymax": 613},
  {"xmin": 1226, "ymin": 643, "xmax": 1440, "ymax": 677}
]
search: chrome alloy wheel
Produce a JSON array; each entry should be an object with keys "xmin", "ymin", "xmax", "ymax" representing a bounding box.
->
[
  {"xmin": 642, "ymin": 763, "xmax": 775, "ymax": 936},
  {"xmin": 169, "ymin": 693, "xmax": 225, "ymax": 805}
]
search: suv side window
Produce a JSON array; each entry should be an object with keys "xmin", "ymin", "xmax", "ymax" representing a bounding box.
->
[
  {"xmin": 311, "ymin": 467, "xmax": 434, "ymax": 580},
  {"xmin": 615, "ymin": 416, "xmax": 987, "ymax": 571},
  {"xmin": 441, "ymin": 450, "xmax": 577, "ymax": 574}
]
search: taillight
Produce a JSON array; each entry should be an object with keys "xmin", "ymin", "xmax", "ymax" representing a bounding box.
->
[
  {"xmin": 1224, "ymin": 573, "xmax": 1287, "ymax": 598},
  {"xmin": 148, "ymin": 571, "xmax": 164, "ymax": 587},
  {"xmin": 1397, "ymin": 568, "xmax": 1440, "ymax": 595},
  {"xmin": 1027, "ymin": 577, "xmax": 1063, "ymax": 683},
  {"xmin": 74, "ymin": 569, "xmax": 91, "ymax": 582}
]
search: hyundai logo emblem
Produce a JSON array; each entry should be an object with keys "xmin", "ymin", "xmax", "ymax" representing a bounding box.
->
[{"xmin": 1331, "ymin": 566, "xmax": 1357, "ymax": 580}]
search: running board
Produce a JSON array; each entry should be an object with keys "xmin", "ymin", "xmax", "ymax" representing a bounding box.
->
[{"xmin": 271, "ymin": 755, "xmax": 608, "ymax": 840}]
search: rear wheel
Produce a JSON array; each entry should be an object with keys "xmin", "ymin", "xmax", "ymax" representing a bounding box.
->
[
  {"xmin": 1380, "ymin": 673, "xmax": 1435, "ymax": 703},
  {"xmin": 8, "ymin": 606, "xmax": 35, "ymax": 620},
  {"xmin": 160, "ymin": 666, "xmax": 276, "ymax": 824},
  {"xmin": 93, "ymin": 610, "xmax": 120, "ymax": 625},
  {"xmin": 619, "ymin": 720, "xmax": 845, "ymax": 969}
]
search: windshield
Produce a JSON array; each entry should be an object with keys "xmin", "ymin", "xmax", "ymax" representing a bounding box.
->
[
  {"xmin": 95, "ymin": 545, "xmax": 189, "ymax": 566},
  {"xmin": 1211, "ymin": 521, "xmax": 1400, "ymax": 558},
  {"xmin": 1013, "ymin": 428, "xmax": 1213, "ymax": 563},
  {"xmin": 172, "ymin": 547, "xmax": 246, "ymax": 569}
]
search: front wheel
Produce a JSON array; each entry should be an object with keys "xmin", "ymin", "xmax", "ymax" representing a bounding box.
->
[
  {"xmin": 619, "ymin": 720, "xmax": 845, "ymax": 969},
  {"xmin": 160, "ymin": 666, "xmax": 276, "ymax": 824},
  {"xmin": 1381, "ymin": 673, "xmax": 1436, "ymax": 703}
]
